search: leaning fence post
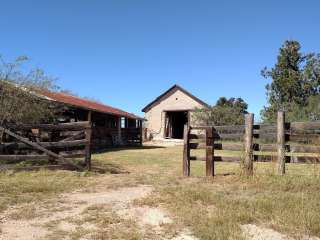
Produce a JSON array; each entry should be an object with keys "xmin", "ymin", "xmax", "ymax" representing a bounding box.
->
[
  {"xmin": 277, "ymin": 111, "xmax": 286, "ymax": 175},
  {"xmin": 183, "ymin": 124, "xmax": 190, "ymax": 176},
  {"xmin": 206, "ymin": 127, "xmax": 214, "ymax": 177},
  {"xmin": 243, "ymin": 113, "xmax": 254, "ymax": 176}
]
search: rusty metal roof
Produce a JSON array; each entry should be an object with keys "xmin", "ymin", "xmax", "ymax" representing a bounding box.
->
[{"xmin": 42, "ymin": 91, "xmax": 142, "ymax": 120}]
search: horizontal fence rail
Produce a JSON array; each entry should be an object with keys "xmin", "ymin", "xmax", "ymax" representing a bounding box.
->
[{"xmin": 183, "ymin": 112, "xmax": 320, "ymax": 177}]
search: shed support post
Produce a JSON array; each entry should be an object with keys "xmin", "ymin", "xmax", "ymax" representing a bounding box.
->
[
  {"xmin": 277, "ymin": 111, "xmax": 286, "ymax": 175},
  {"xmin": 118, "ymin": 117, "xmax": 122, "ymax": 145},
  {"xmin": 206, "ymin": 127, "xmax": 214, "ymax": 177},
  {"xmin": 183, "ymin": 124, "xmax": 190, "ymax": 176},
  {"xmin": 139, "ymin": 120, "xmax": 143, "ymax": 146},
  {"xmin": 85, "ymin": 110, "xmax": 92, "ymax": 170},
  {"xmin": 243, "ymin": 113, "xmax": 254, "ymax": 176}
]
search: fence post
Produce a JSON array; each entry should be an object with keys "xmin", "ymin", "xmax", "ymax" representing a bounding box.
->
[
  {"xmin": 277, "ymin": 111, "xmax": 286, "ymax": 175},
  {"xmin": 183, "ymin": 124, "xmax": 190, "ymax": 176},
  {"xmin": 206, "ymin": 127, "xmax": 214, "ymax": 177},
  {"xmin": 85, "ymin": 111, "xmax": 92, "ymax": 170},
  {"xmin": 243, "ymin": 113, "xmax": 254, "ymax": 176}
]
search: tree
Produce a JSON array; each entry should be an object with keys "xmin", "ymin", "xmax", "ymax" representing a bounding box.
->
[
  {"xmin": 261, "ymin": 40, "xmax": 320, "ymax": 122},
  {"xmin": 0, "ymin": 55, "xmax": 57, "ymax": 126},
  {"xmin": 193, "ymin": 97, "xmax": 248, "ymax": 126}
]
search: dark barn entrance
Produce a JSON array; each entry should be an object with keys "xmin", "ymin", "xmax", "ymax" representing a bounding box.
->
[{"xmin": 165, "ymin": 111, "xmax": 189, "ymax": 139}]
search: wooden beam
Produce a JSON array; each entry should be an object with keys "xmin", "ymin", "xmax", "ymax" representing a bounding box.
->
[
  {"xmin": 7, "ymin": 121, "xmax": 90, "ymax": 131},
  {"xmin": 277, "ymin": 111, "xmax": 286, "ymax": 175},
  {"xmin": 243, "ymin": 113, "xmax": 254, "ymax": 176},
  {"xmin": 85, "ymin": 111, "xmax": 92, "ymax": 170},
  {"xmin": 206, "ymin": 127, "xmax": 214, "ymax": 177},
  {"xmin": 183, "ymin": 124, "xmax": 190, "ymax": 176}
]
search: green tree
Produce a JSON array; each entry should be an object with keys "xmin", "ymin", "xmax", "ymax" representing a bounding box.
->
[
  {"xmin": 261, "ymin": 40, "xmax": 320, "ymax": 122},
  {"xmin": 193, "ymin": 97, "xmax": 248, "ymax": 126},
  {"xmin": 0, "ymin": 55, "xmax": 57, "ymax": 126}
]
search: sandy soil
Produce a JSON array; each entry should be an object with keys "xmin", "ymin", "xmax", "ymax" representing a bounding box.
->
[{"xmin": 0, "ymin": 185, "xmax": 198, "ymax": 240}]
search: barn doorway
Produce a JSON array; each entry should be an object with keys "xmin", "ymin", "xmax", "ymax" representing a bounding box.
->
[{"xmin": 164, "ymin": 111, "xmax": 189, "ymax": 139}]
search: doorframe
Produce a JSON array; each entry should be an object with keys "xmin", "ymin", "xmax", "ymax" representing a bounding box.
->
[{"xmin": 163, "ymin": 110, "xmax": 190, "ymax": 139}]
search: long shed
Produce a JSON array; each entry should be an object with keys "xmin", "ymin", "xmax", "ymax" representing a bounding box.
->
[{"xmin": 42, "ymin": 91, "xmax": 143, "ymax": 149}]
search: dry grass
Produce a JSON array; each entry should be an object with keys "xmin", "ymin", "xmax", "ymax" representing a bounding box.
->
[
  {"xmin": 93, "ymin": 146, "xmax": 320, "ymax": 239},
  {"xmin": 1, "ymin": 145, "xmax": 320, "ymax": 239}
]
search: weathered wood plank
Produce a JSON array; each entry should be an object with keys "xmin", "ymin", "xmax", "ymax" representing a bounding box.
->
[
  {"xmin": 183, "ymin": 125, "xmax": 190, "ymax": 176},
  {"xmin": 277, "ymin": 111, "xmax": 286, "ymax": 175},
  {"xmin": 244, "ymin": 113, "xmax": 254, "ymax": 175},
  {"xmin": 190, "ymin": 156, "xmax": 206, "ymax": 161},
  {"xmin": 85, "ymin": 111, "xmax": 92, "ymax": 170},
  {"xmin": 1, "ymin": 139, "xmax": 88, "ymax": 149},
  {"xmin": 6, "ymin": 121, "xmax": 90, "ymax": 131},
  {"xmin": 214, "ymin": 156, "xmax": 241, "ymax": 162},
  {"xmin": 0, "ymin": 155, "xmax": 49, "ymax": 162},
  {"xmin": 206, "ymin": 127, "xmax": 214, "ymax": 177},
  {"xmin": 189, "ymin": 142, "xmax": 206, "ymax": 149},
  {"xmin": 290, "ymin": 121, "xmax": 320, "ymax": 131},
  {"xmin": 189, "ymin": 134, "xmax": 206, "ymax": 140},
  {"xmin": 214, "ymin": 143, "xmax": 243, "ymax": 151}
]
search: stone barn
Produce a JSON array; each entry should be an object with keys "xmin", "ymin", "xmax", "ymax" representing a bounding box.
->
[{"xmin": 142, "ymin": 85, "xmax": 209, "ymax": 140}]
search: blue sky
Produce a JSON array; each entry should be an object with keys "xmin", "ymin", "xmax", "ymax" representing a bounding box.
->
[{"xmin": 1, "ymin": 1, "xmax": 320, "ymax": 119}]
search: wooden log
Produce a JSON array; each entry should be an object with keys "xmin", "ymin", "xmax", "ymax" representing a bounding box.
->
[
  {"xmin": 0, "ymin": 155, "xmax": 50, "ymax": 162},
  {"xmin": 60, "ymin": 150, "xmax": 86, "ymax": 158},
  {"xmin": 277, "ymin": 111, "xmax": 286, "ymax": 175},
  {"xmin": 214, "ymin": 133, "xmax": 244, "ymax": 140},
  {"xmin": 190, "ymin": 156, "xmax": 206, "ymax": 161},
  {"xmin": 60, "ymin": 132, "xmax": 85, "ymax": 142},
  {"xmin": 189, "ymin": 134, "xmax": 206, "ymax": 140},
  {"xmin": 290, "ymin": 144, "xmax": 320, "ymax": 153},
  {"xmin": 0, "ymin": 164, "xmax": 80, "ymax": 172},
  {"xmin": 214, "ymin": 156, "xmax": 241, "ymax": 162},
  {"xmin": 290, "ymin": 121, "xmax": 320, "ymax": 131},
  {"xmin": 213, "ymin": 143, "xmax": 243, "ymax": 151},
  {"xmin": 183, "ymin": 124, "xmax": 190, "ymax": 176},
  {"xmin": 243, "ymin": 113, "xmax": 254, "ymax": 175},
  {"xmin": 206, "ymin": 127, "xmax": 214, "ymax": 177},
  {"xmin": 1, "ymin": 139, "xmax": 88, "ymax": 149},
  {"xmin": 85, "ymin": 111, "xmax": 92, "ymax": 170},
  {"xmin": 6, "ymin": 121, "xmax": 90, "ymax": 131},
  {"xmin": 190, "ymin": 156, "xmax": 241, "ymax": 162},
  {"xmin": 189, "ymin": 142, "xmax": 206, "ymax": 149}
]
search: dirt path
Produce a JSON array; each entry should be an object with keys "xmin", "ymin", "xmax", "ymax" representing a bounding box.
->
[{"xmin": 0, "ymin": 184, "xmax": 197, "ymax": 240}]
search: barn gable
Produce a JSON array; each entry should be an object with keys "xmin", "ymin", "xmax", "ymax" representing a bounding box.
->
[{"xmin": 142, "ymin": 84, "xmax": 209, "ymax": 113}]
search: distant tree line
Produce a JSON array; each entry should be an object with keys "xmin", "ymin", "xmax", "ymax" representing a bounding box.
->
[{"xmin": 193, "ymin": 97, "xmax": 248, "ymax": 125}]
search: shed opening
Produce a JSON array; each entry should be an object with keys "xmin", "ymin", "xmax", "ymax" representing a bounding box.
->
[{"xmin": 164, "ymin": 111, "xmax": 188, "ymax": 139}]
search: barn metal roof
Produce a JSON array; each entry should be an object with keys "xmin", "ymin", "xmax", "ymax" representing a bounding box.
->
[{"xmin": 42, "ymin": 91, "xmax": 143, "ymax": 120}]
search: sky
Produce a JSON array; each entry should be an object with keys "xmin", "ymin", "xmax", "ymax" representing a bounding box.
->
[{"xmin": 1, "ymin": 0, "xmax": 320, "ymax": 119}]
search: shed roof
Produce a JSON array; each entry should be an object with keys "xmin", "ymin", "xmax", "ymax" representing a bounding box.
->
[
  {"xmin": 42, "ymin": 91, "xmax": 142, "ymax": 120},
  {"xmin": 142, "ymin": 84, "xmax": 209, "ymax": 112}
]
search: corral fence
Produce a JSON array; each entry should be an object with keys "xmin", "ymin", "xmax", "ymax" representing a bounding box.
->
[
  {"xmin": 183, "ymin": 111, "xmax": 320, "ymax": 177},
  {"xmin": 0, "ymin": 121, "xmax": 92, "ymax": 171}
]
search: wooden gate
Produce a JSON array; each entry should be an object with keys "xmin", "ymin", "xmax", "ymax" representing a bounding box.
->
[{"xmin": 0, "ymin": 121, "xmax": 92, "ymax": 171}]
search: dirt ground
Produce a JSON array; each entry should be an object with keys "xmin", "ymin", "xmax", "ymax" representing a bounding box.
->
[
  {"xmin": 0, "ymin": 182, "xmax": 198, "ymax": 240},
  {"xmin": 1, "ymin": 146, "xmax": 320, "ymax": 239}
]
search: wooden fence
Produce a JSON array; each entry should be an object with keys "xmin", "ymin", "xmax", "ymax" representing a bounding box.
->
[
  {"xmin": 183, "ymin": 111, "xmax": 320, "ymax": 177},
  {"xmin": 0, "ymin": 121, "xmax": 92, "ymax": 171}
]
